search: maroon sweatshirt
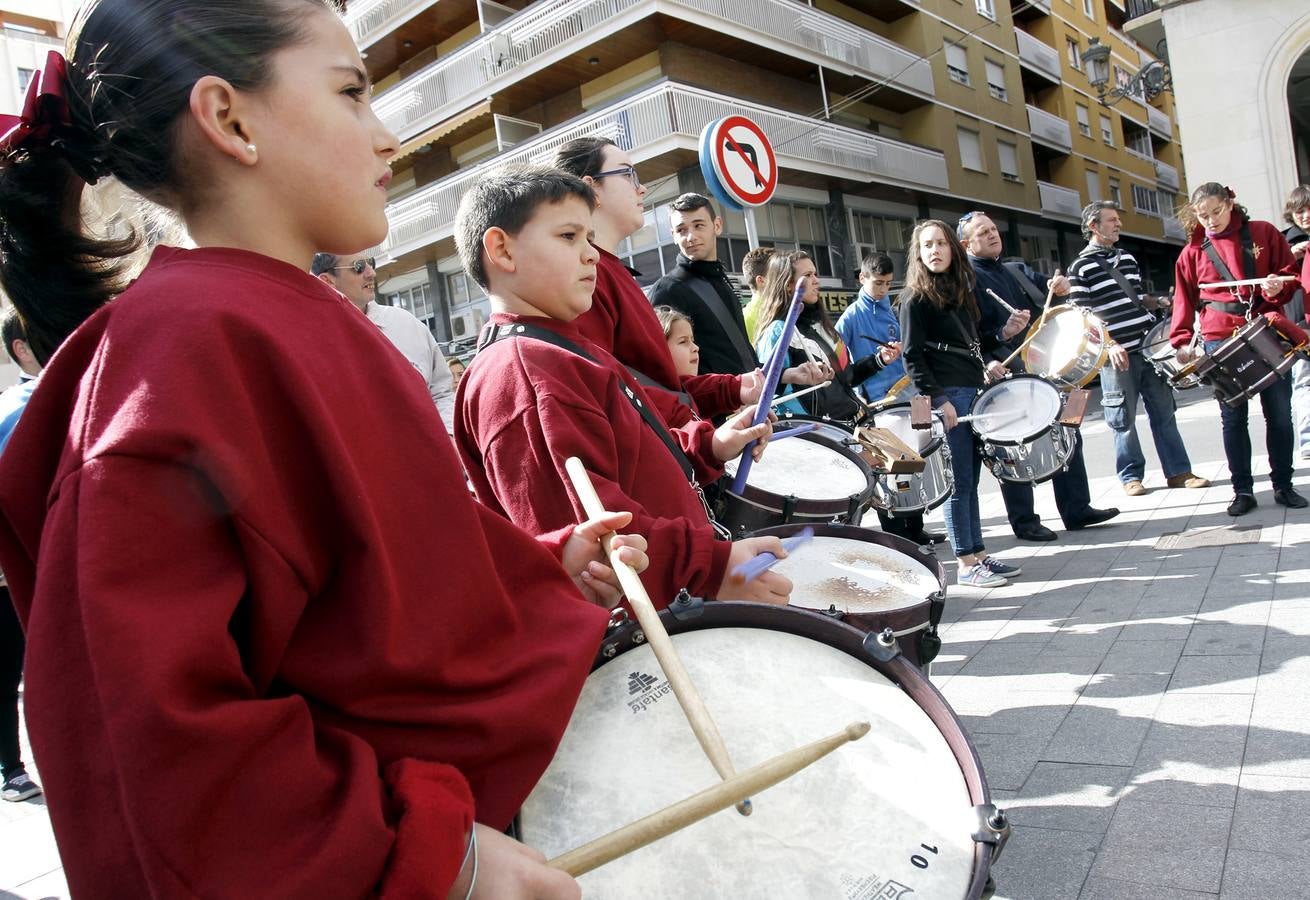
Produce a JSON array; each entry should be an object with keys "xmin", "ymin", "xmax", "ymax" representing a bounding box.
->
[
  {"xmin": 456, "ymin": 312, "xmax": 732, "ymax": 606},
  {"xmin": 0, "ymin": 247, "xmax": 607, "ymax": 898}
]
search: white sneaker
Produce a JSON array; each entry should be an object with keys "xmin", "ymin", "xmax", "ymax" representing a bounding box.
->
[
  {"xmin": 958, "ymin": 564, "xmax": 1008, "ymax": 588},
  {"xmin": 1, "ymin": 771, "xmax": 41, "ymax": 802}
]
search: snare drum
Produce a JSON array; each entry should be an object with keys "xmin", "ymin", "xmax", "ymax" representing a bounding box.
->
[
  {"xmin": 773, "ymin": 410, "xmax": 858, "ymax": 445},
  {"xmin": 1194, "ymin": 316, "xmax": 1299, "ymax": 406},
  {"xmin": 719, "ymin": 430, "xmax": 874, "ymax": 536},
  {"xmin": 1141, "ymin": 319, "xmax": 1201, "ymax": 390},
  {"xmin": 973, "ymin": 375, "xmax": 1075, "ymax": 484},
  {"xmin": 519, "ymin": 602, "xmax": 1008, "ymax": 900},
  {"xmin": 870, "ymin": 402, "xmax": 954, "ymax": 516},
  {"xmin": 1021, "ymin": 305, "xmax": 1108, "ymax": 390},
  {"xmin": 749, "ymin": 522, "xmax": 946, "ymax": 668}
]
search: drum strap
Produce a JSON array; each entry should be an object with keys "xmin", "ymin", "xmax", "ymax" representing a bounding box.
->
[
  {"xmin": 1001, "ymin": 261, "xmax": 1048, "ymax": 309},
  {"xmin": 1200, "ymin": 221, "xmax": 1257, "ymax": 316},
  {"xmin": 624, "ymin": 366, "xmax": 693, "ymax": 409},
  {"xmin": 1084, "ymin": 254, "xmax": 1144, "ymax": 312},
  {"xmin": 670, "ymin": 269, "xmax": 758, "ymax": 373},
  {"xmin": 477, "ymin": 322, "xmax": 696, "ymax": 485}
]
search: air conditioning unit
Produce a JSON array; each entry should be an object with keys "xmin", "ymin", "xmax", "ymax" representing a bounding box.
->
[
  {"xmin": 495, "ymin": 114, "xmax": 543, "ymax": 151},
  {"xmin": 449, "ymin": 307, "xmax": 488, "ymax": 340},
  {"xmin": 478, "ymin": 0, "xmax": 516, "ymax": 30}
]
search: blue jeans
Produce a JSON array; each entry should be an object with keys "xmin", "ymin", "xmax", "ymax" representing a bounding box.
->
[
  {"xmin": 936, "ymin": 387, "xmax": 984, "ymax": 559},
  {"xmin": 1204, "ymin": 339, "xmax": 1296, "ymax": 494},
  {"xmin": 1099, "ymin": 353, "xmax": 1193, "ymax": 483}
]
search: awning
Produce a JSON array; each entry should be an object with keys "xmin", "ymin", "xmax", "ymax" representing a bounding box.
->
[{"xmin": 391, "ymin": 100, "xmax": 494, "ymax": 163}]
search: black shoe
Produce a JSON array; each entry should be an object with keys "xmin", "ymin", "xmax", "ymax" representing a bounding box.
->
[
  {"xmin": 1067, "ymin": 507, "xmax": 1120, "ymax": 530},
  {"xmin": 1274, "ymin": 488, "xmax": 1308, "ymax": 509},
  {"xmin": 1227, "ymin": 493, "xmax": 1257, "ymax": 516},
  {"xmin": 1015, "ymin": 524, "xmax": 1057, "ymax": 541},
  {"xmin": 910, "ymin": 528, "xmax": 947, "ymax": 545}
]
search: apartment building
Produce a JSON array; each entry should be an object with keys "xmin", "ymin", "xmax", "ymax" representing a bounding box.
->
[{"xmin": 351, "ymin": 0, "xmax": 1189, "ymax": 345}]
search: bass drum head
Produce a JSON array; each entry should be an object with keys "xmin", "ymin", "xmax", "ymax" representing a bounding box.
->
[
  {"xmin": 875, "ymin": 402, "xmax": 943, "ymax": 454},
  {"xmin": 1142, "ymin": 319, "xmax": 1173, "ymax": 362},
  {"xmin": 519, "ymin": 606, "xmax": 985, "ymax": 900},
  {"xmin": 1022, "ymin": 306, "xmax": 1090, "ymax": 378},
  {"xmin": 973, "ymin": 376, "xmax": 1061, "ymax": 443},
  {"xmin": 723, "ymin": 433, "xmax": 870, "ymax": 501}
]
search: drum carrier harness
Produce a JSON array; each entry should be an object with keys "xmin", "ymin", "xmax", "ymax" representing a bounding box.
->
[{"xmin": 1199, "ymin": 220, "xmax": 1259, "ymax": 319}]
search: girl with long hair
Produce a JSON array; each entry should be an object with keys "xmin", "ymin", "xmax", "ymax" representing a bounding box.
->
[
  {"xmin": 0, "ymin": 2, "xmax": 649, "ymax": 896},
  {"xmin": 1172, "ymin": 182, "xmax": 1304, "ymax": 516},
  {"xmin": 899, "ymin": 220, "xmax": 1019, "ymax": 587}
]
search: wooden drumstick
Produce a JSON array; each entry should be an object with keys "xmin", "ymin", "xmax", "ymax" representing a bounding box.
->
[
  {"xmin": 767, "ymin": 380, "xmax": 832, "ymax": 407},
  {"xmin": 998, "ymin": 268, "xmax": 1062, "ymax": 370},
  {"xmin": 563, "ymin": 457, "xmax": 752, "ymax": 816},
  {"xmin": 549, "ymin": 721, "xmax": 871, "ymax": 877}
]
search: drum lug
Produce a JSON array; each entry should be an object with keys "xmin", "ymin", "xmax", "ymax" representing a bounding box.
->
[
  {"xmin": 973, "ymin": 804, "xmax": 1012, "ymax": 860},
  {"xmin": 916, "ymin": 627, "xmax": 942, "ymax": 666},
  {"xmin": 632, "ymin": 629, "xmax": 646, "ymax": 645},
  {"xmin": 845, "ymin": 494, "xmax": 861, "ymax": 522},
  {"xmin": 861, "ymin": 627, "xmax": 901, "ymax": 663},
  {"xmin": 669, "ymin": 589, "xmax": 704, "ymax": 622},
  {"xmin": 600, "ymin": 608, "xmax": 630, "ymax": 657},
  {"xmin": 781, "ymin": 494, "xmax": 798, "ymax": 524},
  {"xmin": 927, "ymin": 590, "xmax": 946, "ymax": 628}
]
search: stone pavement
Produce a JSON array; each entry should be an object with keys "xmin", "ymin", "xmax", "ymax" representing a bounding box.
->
[{"xmin": 3, "ymin": 390, "xmax": 1309, "ymax": 898}]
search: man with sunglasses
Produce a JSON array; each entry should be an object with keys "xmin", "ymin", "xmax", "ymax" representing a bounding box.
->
[
  {"xmin": 651, "ymin": 193, "xmax": 758, "ymax": 377},
  {"xmin": 957, "ymin": 211, "xmax": 1119, "ymax": 542},
  {"xmin": 312, "ymin": 252, "xmax": 456, "ymax": 431}
]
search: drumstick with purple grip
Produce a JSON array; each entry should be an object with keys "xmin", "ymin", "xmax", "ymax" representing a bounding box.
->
[
  {"xmin": 729, "ymin": 526, "xmax": 813, "ymax": 586},
  {"xmin": 549, "ymin": 720, "xmax": 871, "ymax": 877},
  {"xmin": 564, "ymin": 456, "xmax": 753, "ymax": 816},
  {"xmin": 768, "ymin": 422, "xmax": 820, "ymax": 442}
]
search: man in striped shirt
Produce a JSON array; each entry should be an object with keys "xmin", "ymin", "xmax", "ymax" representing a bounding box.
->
[{"xmin": 1067, "ymin": 201, "xmax": 1208, "ymax": 496}]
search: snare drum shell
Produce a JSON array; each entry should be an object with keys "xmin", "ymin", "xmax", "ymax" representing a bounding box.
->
[
  {"xmin": 748, "ymin": 523, "xmax": 946, "ymax": 668},
  {"xmin": 539, "ymin": 602, "xmax": 1000, "ymax": 900}
]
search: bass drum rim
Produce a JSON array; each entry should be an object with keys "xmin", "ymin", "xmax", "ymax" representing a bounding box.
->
[{"xmin": 589, "ymin": 601, "xmax": 998, "ymax": 900}]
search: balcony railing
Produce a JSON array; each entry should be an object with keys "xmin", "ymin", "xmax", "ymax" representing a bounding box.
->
[
  {"xmin": 344, "ymin": 0, "xmax": 427, "ymax": 49},
  {"xmin": 1037, "ymin": 180, "xmax": 1081, "ymax": 221},
  {"xmin": 1163, "ymin": 217, "xmax": 1185, "ymax": 241},
  {"xmin": 372, "ymin": 0, "xmax": 935, "ymax": 144},
  {"xmin": 1154, "ymin": 159, "xmax": 1179, "ymax": 191},
  {"xmin": 1147, "ymin": 104, "xmax": 1173, "ymax": 140},
  {"xmin": 1027, "ymin": 104, "xmax": 1072, "ymax": 153},
  {"xmin": 1125, "ymin": 0, "xmax": 1157, "ymax": 19},
  {"xmin": 1014, "ymin": 28, "xmax": 1061, "ymax": 83},
  {"xmin": 381, "ymin": 80, "xmax": 949, "ymax": 259}
]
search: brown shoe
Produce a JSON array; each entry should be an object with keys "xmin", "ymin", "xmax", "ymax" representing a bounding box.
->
[
  {"xmin": 1166, "ymin": 473, "xmax": 1211, "ymax": 489},
  {"xmin": 1124, "ymin": 480, "xmax": 1147, "ymax": 496}
]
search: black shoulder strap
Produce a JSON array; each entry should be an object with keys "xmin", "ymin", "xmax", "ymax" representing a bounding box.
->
[
  {"xmin": 1001, "ymin": 261, "xmax": 1048, "ymax": 308},
  {"xmin": 478, "ymin": 321, "xmax": 695, "ymax": 482},
  {"xmin": 625, "ymin": 365, "xmax": 692, "ymax": 409},
  {"xmin": 1200, "ymin": 219, "xmax": 1256, "ymax": 314},
  {"xmin": 1084, "ymin": 253, "xmax": 1143, "ymax": 310},
  {"xmin": 674, "ymin": 271, "xmax": 757, "ymax": 371}
]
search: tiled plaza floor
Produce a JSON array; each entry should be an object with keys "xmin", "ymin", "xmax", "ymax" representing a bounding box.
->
[{"xmin": 3, "ymin": 392, "xmax": 1308, "ymax": 898}]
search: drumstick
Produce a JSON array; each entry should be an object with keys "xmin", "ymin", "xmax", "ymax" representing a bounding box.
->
[
  {"xmin": 768, "ymin": 422, "xmax": 820, "ymax": 442},
  {"xmin": 997, "ymin": 268, "xmax": 1061, "ymax": 370},
  {"xmin": 858, "ymin": 334, "xmax": 898, "ymax": 351},
  {"xmin": 768, "ymin": 380, "xmax": 832, "ymax": 407},
  {"xmin": 1199, "ymin": 275, "xmax": 1298, "ymax": 290},
  {"xmin": 564, "ymin": 457, "xmax": 752, "ymax": 816},
  {"xmin": 733, "ymin": 281, "xmax": 807, "ymax": 493},
  {"xmin": 729, "ymin": 527, "xmax": 814, "ymax": 585},
  {"xmin": 984, "ymin": 288, "xmax": 1019, "ymax": 315},
  {"xmin": 548, "ymin": 720, "xmax": 871, "ymax": 877}
]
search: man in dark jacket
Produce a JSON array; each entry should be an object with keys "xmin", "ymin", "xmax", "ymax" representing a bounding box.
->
[
  {"xmin": 650, "ymin": 194, "xmax": 758, "ymax": 376},
  {"xmin": 959, "ymin": 211, "xmax": 1119, "ymax": 542}
]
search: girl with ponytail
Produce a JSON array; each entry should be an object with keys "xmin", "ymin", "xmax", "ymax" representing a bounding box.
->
[{"xmin": 0, "ymin": 3, "xmax": 647, "ymax": 897}]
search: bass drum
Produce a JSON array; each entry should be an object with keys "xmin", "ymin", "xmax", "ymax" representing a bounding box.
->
[
  {"xmin": 518, "ymin": 602, "xmax": 1008, "ymax": 900},
  {"xmin": 748, "ymin": 522, "xmax": 946, "ymax": 669},
  {"xmin": 1020, "ymin": 305, "xmax": 1108, "ymax": 390}
]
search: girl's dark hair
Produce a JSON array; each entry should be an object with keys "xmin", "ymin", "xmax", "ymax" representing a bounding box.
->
[
  {"xmin": 902, "ymin": 219, "xmax": 978, "ymax": 318},
  {"xmin": 553, "ymin": 136, "xmax": 616, "ymax": 179},
  {"xmin": 0, "ymin": 0, "xmax": 337, "ymax": 364},
  {"xmin": 1190, "ymin": 181, "xmax": 1248, "ymax": 224},
  {"xmin": 1284, "ymin": 184, "xmax": 1310, "ymax": 226},
  {"xmin": 753, "ymin": 251, "xmax": 838, "ymax": 343}
]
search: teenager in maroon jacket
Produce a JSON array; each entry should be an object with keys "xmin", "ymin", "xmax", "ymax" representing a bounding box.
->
[
  {"xmin": 0, "ymin": 4, "xmax": 650, "ymax": 898},
  {"xmin": 453, "ymin": 166, "xmax": 794, "ymax": 608},
  {"xmin": 1172, "ymin": 182, "xmax": 1305, "ymax": 515}
]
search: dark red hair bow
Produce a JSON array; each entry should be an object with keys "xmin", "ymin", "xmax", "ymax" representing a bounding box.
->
[{"xmin": 0, "ymin": 50, "xmax": 74, "ymax": 156}]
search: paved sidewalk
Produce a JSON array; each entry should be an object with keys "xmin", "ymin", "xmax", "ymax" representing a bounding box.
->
[{"xmin": 3, "ymin": 392, "xmax": 1308, "ymax": 898}]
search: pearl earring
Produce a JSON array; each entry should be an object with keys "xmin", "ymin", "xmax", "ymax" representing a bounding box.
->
[{"xmin": 245, "ymin": 143, "xmax": 257, "ymax": 155}]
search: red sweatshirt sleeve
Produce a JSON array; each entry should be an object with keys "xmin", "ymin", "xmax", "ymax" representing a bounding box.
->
[
  {"xmin": 683, "ymin": 373, "xmax": 743, "ymax": 418},
  {"xmin": 641, "ymin": 382, "xmax": 724, "ymax": 486},
  {"xmin": 478, "ymin": 394, "xmax": 730, "ymax": 606},
  {"xmin": 1171, "ymin": 247, "xmax": 1201, "ymax": 348},
  {"xmin": 41, "ymin": 454, "xmax": 473, "ymax": 899}
]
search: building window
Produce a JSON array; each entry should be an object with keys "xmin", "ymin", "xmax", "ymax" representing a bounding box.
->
[
  {"xmin": 1067, "ymin": 38, "xmax": 1082, "ymax": 72},
  {"xmin": 1114, "ymin": 65, "xmax": 1144, "ymax": 100},
  {"xmin": 15, "ymin": 67, "xmax": 34, "ymax": 96},
  {"xmin": 1100, "ymin": 114, "xmax": 1114, "ymax": 145},
  {"xmin": 1076, "ymin": 104, "xmax": 1091, "ymax": 138},
  {"xmin": 1082, "ymin": 0, "xmax": 1095, "ymax": 19},
  {"xmin": 957, "ymin": 127, "xmax": 984, "ymax": 171},
  {"xmin": 1132, "ymin": 183, "xmax": 1161, "ymax": 217},
  {"xmin": 945, "ymin": 42, "xmax": 970, "ymax": 86},
  {"xmin": 1086, "ymin": 170, "xmax": 1101, "ymax": 202},
  {"xmin": 998, "ymin": 140, "xmax": 1020, "ymax": 182},
  {"xmin": 1109, "ymin": 177, "xmax": 1122, "ymax": 206},
  {"xmin": 975, "ymin": 0, "xmax": 996, "ymax": 20},
  {"xmin": 985, "ymin": 60, "xmax": 1007, "ymax": 101},
  {"xmin": 850, "ymin": 210, "xmax": 915, "ymax": 277},
  {"xmin": 384, "ymin": 283, "xmax": 435, "ymax": 327},
  {"xmin": 1124, "ymin": 123, "xmax": 1153, "ymax": 158}
]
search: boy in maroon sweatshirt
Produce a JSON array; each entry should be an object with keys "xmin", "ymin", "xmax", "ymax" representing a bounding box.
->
[{"xmin": 454, "ymin": 166, "xmax": 792, "ymax": 606}]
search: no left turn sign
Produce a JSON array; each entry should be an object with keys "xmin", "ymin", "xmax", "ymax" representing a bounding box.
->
[{"xmin": 698, "ymin": 116, "xmax": 778, "ymax": 210}]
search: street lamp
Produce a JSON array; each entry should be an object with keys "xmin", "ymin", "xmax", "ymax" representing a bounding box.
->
[{"xmin": 1081, "ymin": 37, "xmax": 1173, "ymax": 106}]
